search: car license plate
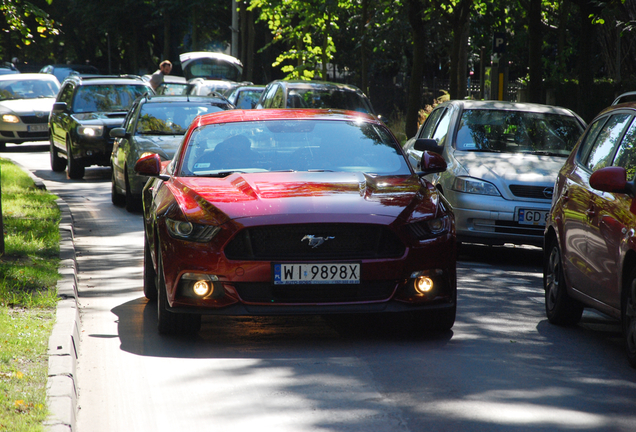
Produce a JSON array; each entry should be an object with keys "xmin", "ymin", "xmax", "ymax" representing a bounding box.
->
[
  {"xmin": 27, "ymin": 124, "xmax": 48, "ymax": 132},
  {"xmin": 518, "ymin": 208, "xmax": 548, "ymax": 226},
  {"xmin": 274, "ymin": 263, "xmax": 360, "ymax": 285}
]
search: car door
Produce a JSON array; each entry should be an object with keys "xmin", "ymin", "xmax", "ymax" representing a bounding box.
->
[
  {"xmin": 50, "ymin": 83, "xmax": 74, "ymax": 151},
  {"xmin": 561, "ymin": 114, "xmax": 632, "ymax": 300},
  {"xmin": 586, "ymin": 114, "xmax": 636, "ymax": 309},
  {"xmin": 112, "ymin": 100, "xmax": 140, "ymax": 188}
]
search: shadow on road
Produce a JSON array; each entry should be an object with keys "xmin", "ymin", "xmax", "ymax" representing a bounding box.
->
[{"xmin": 108, "ymin": 297, "xmax": 454, "ymax": 359}]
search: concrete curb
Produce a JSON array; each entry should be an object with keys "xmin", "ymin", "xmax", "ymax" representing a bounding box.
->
[
  {"xmin": 6, "ymin": 158, "xmax": 80, "ymax": 432},
  {"xmin": 44, "ymin": 198, "xmax": 79, "ymax": 432}
]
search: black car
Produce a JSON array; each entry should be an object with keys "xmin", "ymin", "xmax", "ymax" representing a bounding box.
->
[
  {"xmin": 49, "ymin": 75, "xmax": 153, "ymax": 179},
  {"xmin": 110, "ymin": 94, "xmax": 234, "ymax": 211},
  {"xmin": 256, "ymin": 80, "xmax": 376, "ymax": 115}
]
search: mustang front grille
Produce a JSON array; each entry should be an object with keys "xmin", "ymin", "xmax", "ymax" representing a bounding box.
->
[
  {"xmin": 233, "ymin": 280, "xmax": 397, "ymax": 303},
  {"xmin": 224, "ymin": 224, "xmax": 405, "ymax": 260}
]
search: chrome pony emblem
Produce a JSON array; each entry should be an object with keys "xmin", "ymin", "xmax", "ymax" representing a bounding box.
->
[{"xmin": 301, "ymin": 235, "xmax": 335, "ymax": 248}]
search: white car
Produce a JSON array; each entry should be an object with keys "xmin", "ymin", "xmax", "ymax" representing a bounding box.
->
[
  {"xmin": 0, "ymin": 73, "xmax": 60, "ymax": 151},
  {"xmin": 403, "ymin": 100, "xmax": 586, "ymax": 247}
]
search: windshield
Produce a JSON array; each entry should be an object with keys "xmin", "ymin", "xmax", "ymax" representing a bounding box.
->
[
  {"xmin": 73, "ymin": 84, "xmax": 149, "ymax": 113},
  {"xmin": 455, "ymin": 109, "xmax": 584, "ymax": 156},
  {"xmin": 180, "ymin": 119, "xmax": 410, "ymax": 177},
  {"xmin": 136, "ymin": 103, "xmax": 226, "ymax": 135},
  {"xmin": 0, "ymin": 79, "xmax": 59, "ymax": 101},
  {"xmin": 287, "ymin": 88, "xmax": 373, "ymax": 113}
]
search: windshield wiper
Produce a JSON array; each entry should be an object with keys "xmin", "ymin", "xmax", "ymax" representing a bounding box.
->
[
  {"xmin": 307, "ymin": 169, "xmax": 334, "ymax": 172},
  {"xmin": 525, "ymin": 150, "xmax": 565, "ymax": 156},
  {"xmin": 198, "ymin": 171, "xmax": 244, "ymax": 178}
]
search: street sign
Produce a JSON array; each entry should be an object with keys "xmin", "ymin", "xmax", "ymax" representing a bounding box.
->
[{"xmin": 493, "ymin": 32, "xmax": 507, "ymax": 54}]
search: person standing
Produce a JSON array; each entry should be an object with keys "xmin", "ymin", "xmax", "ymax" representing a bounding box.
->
[{"xmin": 149, "ymin": 60, "xmax": 172, "ymax": 90}]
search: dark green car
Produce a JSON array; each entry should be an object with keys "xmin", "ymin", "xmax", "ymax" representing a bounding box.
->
[
  {"xmin": 110, "ymin": 94, "xmax": 234, "ymax": 211},
  {"xmin": 49, "ymin": 75, "xmax": 153, "ymax": 179}
]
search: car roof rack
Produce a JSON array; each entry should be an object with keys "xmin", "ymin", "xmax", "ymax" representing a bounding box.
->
[
  {"xmin": 66, "ymin": 74, "xmax": 145, "ymax": 82},
  {"xmin": 612, "ymin": 91, "xmax": 636, "ymax": 106}
]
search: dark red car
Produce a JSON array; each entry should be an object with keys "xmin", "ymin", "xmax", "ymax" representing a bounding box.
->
[
  {"xmin": 544, "ymin": 101, "xmax": 636, "ymax": 367},
  {"xmin": 136, "ymin": 109, "xmax": 456, "ymax": 335}
]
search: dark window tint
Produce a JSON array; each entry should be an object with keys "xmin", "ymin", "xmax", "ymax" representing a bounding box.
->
[
  {"xmin": 73, "ymin": 84, "xmax": 149, "ymax": 113},
  {"xmin": 585, "ymin": 114, "xmax": 632, "ymax": 172}
]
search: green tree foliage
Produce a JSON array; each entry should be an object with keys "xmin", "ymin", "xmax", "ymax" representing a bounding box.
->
[
  {"xmin": 248, "ymin": 0, "xmax": 347, "ymax": 80},
  {"xmin": 0, "ymin": 0, "xmax": 58, "ymax": 60}
]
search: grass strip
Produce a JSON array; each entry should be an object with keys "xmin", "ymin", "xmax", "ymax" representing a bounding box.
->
[{"xmin": 0, "ymin": 158, "xmax": 60, "ymax": 431}]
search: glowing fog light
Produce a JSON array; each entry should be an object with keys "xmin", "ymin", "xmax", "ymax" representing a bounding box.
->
[
  {"xmin": 414, "ymin": 276, "xmax": 434, "ymax": 294},
  {"xmin": 181, "ymin": 273, "xmax": 219, "ymax": 298},
  {"xmin": 192, "ymin": 280, "xmax": 211, "ymax": 297}
]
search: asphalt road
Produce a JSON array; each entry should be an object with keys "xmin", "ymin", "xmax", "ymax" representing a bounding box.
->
[{"xmin": 4, "ymin": 142, "xmax": 636, "ymax": 432}]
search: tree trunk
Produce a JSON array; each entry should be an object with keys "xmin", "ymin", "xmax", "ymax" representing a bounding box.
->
[
  {"xmin": 405, "ymin": 0, "xmax": 427, "ymax": 139},
  {"xmin": 361, "ymin": 0, "xmax": 369, "ymax": 95},
  {"xmin": 528, "ymin": 0, "xmax": 542, "ymax": 103},
  {"xmin": 163, "ymin": 10, "xmax": 171, "ymax": 61}
]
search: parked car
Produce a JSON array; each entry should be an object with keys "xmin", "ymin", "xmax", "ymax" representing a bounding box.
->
[
  {"xmin": 39, "ymin": 64, "xmax": 100, "ymax": 83},
  {"xmin": 256, "ymin": 80, "xmax": 376, "ymax": 115},
  {"xmin": 179, "ymin": 51, "xmax": 243, "ymax": 82},
  {"xmin": 134, "ymin": 108, "xmax": 456, "ymax": 335},
  {"xmin": 544, "ymin": 101, "xmax": 636, "ymax": 368},
  {"xmin": 142, "ymin": 75, "xmax": 191, "ymax": 96},
  {"xmin": 110, "ymin": 94, "xmax": 234, "ymax": 211},
  {"xmin": 186, "ymin": 77, "xmax": 235, "ymax": 96},
  {"xmin": 49, "ymin": 75, "xmax": 153, "ymax": 179},
  {"xmin": 403, "ymin": 100, "xmax": 586, "ymax": 247},
  {"xmin": 0, "ymin": 73, "xmax": 60, "ymax": 151},
  {"xmin": 224, "ymin": 84, "xmax": 265, "ymax": 109}
]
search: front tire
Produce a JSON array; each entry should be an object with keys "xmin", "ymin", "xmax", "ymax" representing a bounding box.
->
[
  {"xmin": 124, "ymin": 169, "xmax": 142, "ymax": 212},
  {"xmin": 156, "ymin": 252, "xmax": 201, "ymax": 335},
  {"xmin": 544, "ymin": 237, "xmax": 583, "ymax": 325},
  {"xmin": 622, "ymin": 268, "xmax": 636, "ymax": 368},
  {"xmin": 66, "ymin": 138, "xmax": 85, "ymax": 179},
  {"xmin": 111, "ymin": 168, "xmax": 125, "ymax": 206},
  {"xmin": 50, "ymin": 137, "xmax": 66, "ymax": 172}
]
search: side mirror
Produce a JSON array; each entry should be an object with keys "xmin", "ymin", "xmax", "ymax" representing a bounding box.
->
[
  {"xmin": 52, "ymin": 102, "xmax": 67, "ymax": 113},
  {"xmin": 414, "ymin": 138, "xmax": 442, "ymax": 154},
  {"xmin": 109, "ymin": 127, "xmax": 127, "ymax": 139},
  {"xmin": 417, "ymin": 151, "xmax": 447, "ymax": 175},
  {"xmin": 134, "ymin": 153, "xmax": 163, "ymax": 177},
  {"xmin": 589, "ymin": 166, "xmax": 635, "ymax": 194}
]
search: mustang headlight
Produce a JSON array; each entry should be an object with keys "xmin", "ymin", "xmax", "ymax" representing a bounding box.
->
[
  {"xmin": 78, "ymin": 125, "xmax": 104, "ymax": 137},
  {"xmin": 165, "ymin": 218, "xmax": 220, "ymax": 242},
  {"xmin": 409, "ymin": 215, "xmax": 450, "ymax": 240},
  {"xmin": 452, "ymin": 177, "xmax": 500, "ymax": 196},
  {"xmin": 1, "ymin": 114, "xmax": 19, "ymax": 123}
]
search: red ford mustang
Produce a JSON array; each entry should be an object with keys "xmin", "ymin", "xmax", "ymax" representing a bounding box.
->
[{"xmin": 135, "ymin": 109, "xmax": 457, "ymax": 334}]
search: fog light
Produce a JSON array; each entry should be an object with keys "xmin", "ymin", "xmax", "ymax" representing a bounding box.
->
[
  {"xmin": 192, "ymin": 280, "xmax": 210, "ymax": 297},
  {"xmin": 414, "ymin": 276, "xmax": 434, "ymax": 294}
]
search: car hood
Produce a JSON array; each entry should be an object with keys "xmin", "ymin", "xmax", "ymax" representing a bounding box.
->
[
  {"xmin": 134, "ymin": 135, "xmax": 183, "ymax": 159},
  {"xmin": 452, "ymin": 150, "xmax": 566, "ymax": 185},
  {"xmin": 169, "ymin": 172, "xmax": 438, "ymax": 226},
  {"xmin": 0, "ymin": 98, "xmax": 56, "ymax": 114},
  {"xmin": 72, "ymin": 112, "xmax": 128, "ymax": 125}
]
